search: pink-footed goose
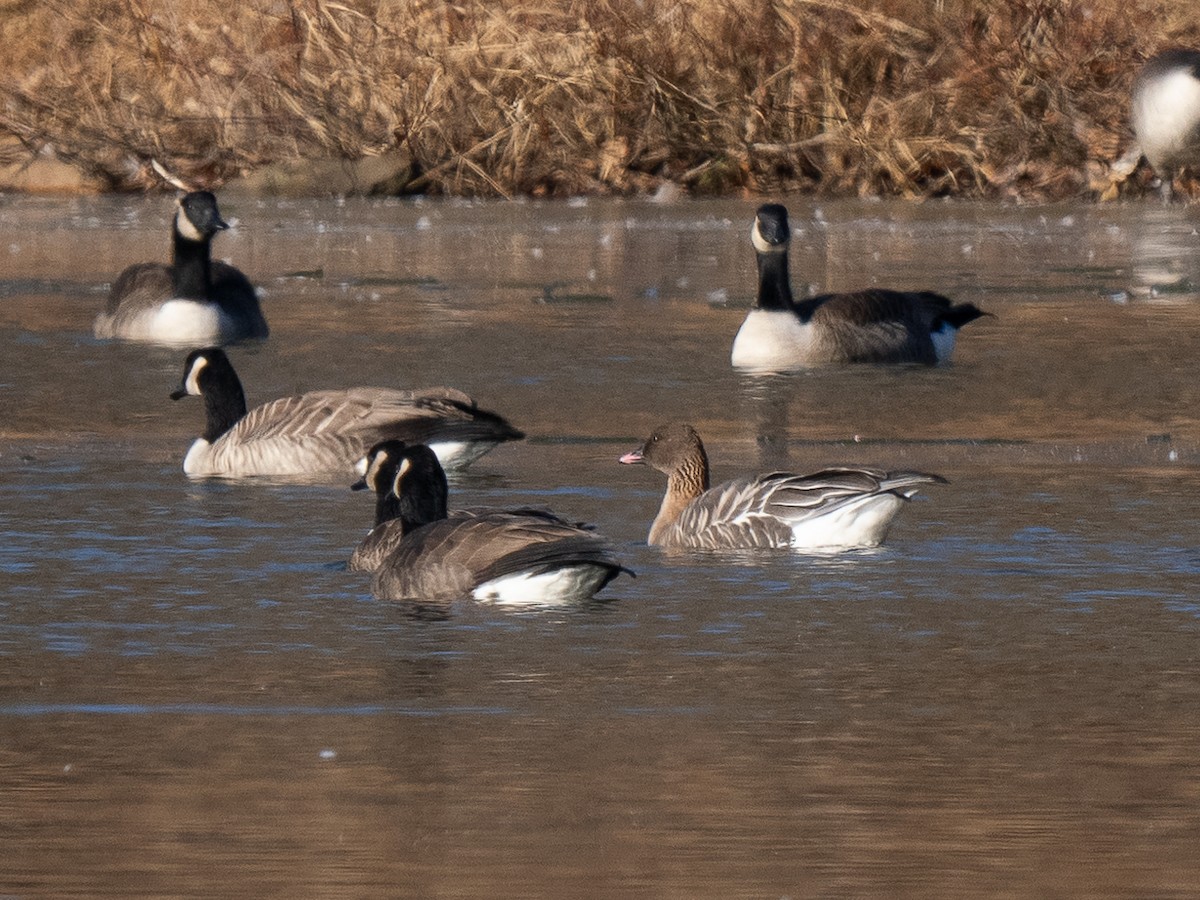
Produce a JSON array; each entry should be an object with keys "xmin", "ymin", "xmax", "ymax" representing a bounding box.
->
[
  {"xmin": 620, "ymin": 423, "xmax": 944, "ymax": 551},
  {"xmin": 731, "ymin": 203, "xmax": 988, "ymax": 371}
]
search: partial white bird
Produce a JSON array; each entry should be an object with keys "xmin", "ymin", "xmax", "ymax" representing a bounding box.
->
[{"xmin": 1131, "ymin": 48, "xmax": 1200, "ymax": 201}]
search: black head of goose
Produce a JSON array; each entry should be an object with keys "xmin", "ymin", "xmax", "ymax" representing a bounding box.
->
[
  {"xmin": 349, "ymin": 439, "xmax": 601, "ymax": 573},
  {"xmin": 1131, "ymin": 49, "xmax": 1200, "ymax": 201},
  {"xmin": 349, "ymin": 439, "xmax": 417, "ymax": 572},
  {"xmin": 730, "ymin": 203, "xmax": 989, "ymax": 371},
  {"xmin": 619, "ymin": 422, "xmax": 945, "ymax": 551},
  {"xmin": 368, "ymin": 444, "xmax": 632, "ymax": 604},
  {"xmin": 94, "ymin": 191, "xmax": 268, "ymax": 346},
  {"xmin": 169, "ymin": 347, "xmax": 524, "ymax": 479}
]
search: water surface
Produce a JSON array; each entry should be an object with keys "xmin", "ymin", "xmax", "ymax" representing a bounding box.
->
[{"xmin": 2, "ymin": 196, "xmax": 1200, "ymax": 897}]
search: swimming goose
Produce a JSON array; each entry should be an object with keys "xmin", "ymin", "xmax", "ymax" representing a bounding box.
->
[
  {"xmin": 619, "ymin": 422, "xmax": 945, "ymax": 551},
  {"xmin": 170, "ymin": 348, "xmax": 523, "ymax": 478},
  {"xmin": 1131, "ymin": 49, "xmax": 1200, "ymax": 200},
  {"xmin": 349, "ymin": 439, "xmax": 416, "ymax": 572},
  {"xmin": 730, "ymin": 203, "xmax": 987, "ymax": 371},
  {"xmin": 367, "ymin": 443, "xmax": 632, "ymax": 604},
  {"xmin": 348, "ymin": 439, "xmax": 593, "ymax": 573},
  {"xmin": 94, "ymin": 191, "xmax": 268, "ymax": 345}
]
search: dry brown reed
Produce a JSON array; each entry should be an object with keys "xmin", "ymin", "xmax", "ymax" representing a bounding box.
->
[{"xmin": 1, "ymin": 0, "xmax": 1198, "ymax": 198}]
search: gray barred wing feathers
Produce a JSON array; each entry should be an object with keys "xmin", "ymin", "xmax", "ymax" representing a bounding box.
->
[{"xmin": 665, "ymin": 468, "xmax": 944, "ymax": 551}]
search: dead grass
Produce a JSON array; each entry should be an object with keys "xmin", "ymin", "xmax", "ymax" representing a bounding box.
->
[{"xmin": 1, "ymin": 0, "xmax": 1198, "ymax": 198}]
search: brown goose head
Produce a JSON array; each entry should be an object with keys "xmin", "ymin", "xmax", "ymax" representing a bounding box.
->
[{"xmin": 620, "ymin": 422, "xmax": 710, "ymax": 489}]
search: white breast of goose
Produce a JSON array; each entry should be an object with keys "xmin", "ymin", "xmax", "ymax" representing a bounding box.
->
[
  {"xmin": 182, "ymin": 439, "xmax": 218, "ymax": 476},
  {"xmin": 118, "ymin": 299, "xmax": 231, "ymax": 345},
  {"xmin": 731, "ymin": 309, "xmax": 821, "ymax": 371},
  {"xmin": 472, "ymin": 565, "xmax": 613, "ymax": 605}
]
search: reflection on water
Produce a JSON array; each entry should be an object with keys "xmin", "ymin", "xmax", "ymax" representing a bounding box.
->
[{"xmin": 3, "ymin": 197, "xmax": 1200, "ymax": 896}]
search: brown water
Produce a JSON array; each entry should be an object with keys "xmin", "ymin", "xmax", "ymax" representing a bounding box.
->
[{"xmin": 2, "ymin": 195, "xmax": 1200, "ymax": 897}]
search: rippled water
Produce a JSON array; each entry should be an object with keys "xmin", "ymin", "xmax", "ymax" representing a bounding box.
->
[{"xmin": 3, "ymin": 195, "xmax": 1200, "ymax": 896}]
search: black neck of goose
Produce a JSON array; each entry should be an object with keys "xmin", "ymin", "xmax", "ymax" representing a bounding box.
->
[
  {"xmin": 374, "ymin": 486, "xmax": 403, "ymax": 529},
  {"xmin": 200, "ymin": 372, "xmax": 247, "ymax": 444},
  {"xmin": 172, "ymin": 231, "xmax": 213, "ymax": 299},
  {"xmin": 398, "ymin": 479, "xmax": 448, "ymax": 535},
  {"xmin": 755, "ymin": 249, "xmax": 796, "ymax": 314}
]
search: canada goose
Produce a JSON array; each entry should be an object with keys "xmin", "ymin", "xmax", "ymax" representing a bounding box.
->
[
  {"xmin": 1131, "ymin": 49, "xmax": 1200, "ymax": 200},
  {"xmin": 367, "ymin": 443, "xmax": 632, "ymax": 604},
  {"xmin": 349, "ymin": 439, "xmax": 415, "ymax": 572},
  {"xmin": 94, "ymin": 191, "xmax": 268, "ymax": 345},
  {"xmin": 169, "ymin": 348, "xmax": 523, "ymax": 478},
  {"xmin": 730, "ymin": 204, "xmax": 988, "ymax": 371},
  {"xmin": 348, "ymin": 439, "xmax": 592, "ymax": 573},
  {"xmin": 619, "ymin": 422, "xmax": 945, "ymax": 551}
]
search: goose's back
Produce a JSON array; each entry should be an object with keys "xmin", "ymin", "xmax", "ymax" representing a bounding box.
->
[
  {"xmin": 210, "ymin": 261, "xmax": 267, "ymax": 338},
  {"xmin": 372, "ymin": 513, "xmax": 622, "ymax": 601},
  {"xmin": 198, "ymin": 389, "xmax": 441, "ymax": 476},
  {"xmin": 210, "ymin": 261, "xmax": 257, "ymax": 301},
  {"xmin": 349, "ymin": 520, "xmax": 406, "ymax": 572},
  {"xmin": 350, "ymin": 507, "xmax": 487, "ymax": 573},
  {"xmin": 105, "ymin": 263, "xmax": 173, "ymax": 312},
  {"xmin": 187, "ymin": 386, "xmax": 518, "ymax": 477},
  {"xmin": 808, "ymin": 290, "xmax": 948, "ymax": 364}
]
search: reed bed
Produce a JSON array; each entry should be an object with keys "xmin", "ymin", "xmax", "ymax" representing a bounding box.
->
[{"xmin": 1, "ymin": 0, "xmax": 1197, "ymax": 198}]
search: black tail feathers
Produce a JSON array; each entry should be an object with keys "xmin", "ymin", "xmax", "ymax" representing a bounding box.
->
[{"xmin": 936, "ymin": 302, "xmax": 991, "ymax": 331}]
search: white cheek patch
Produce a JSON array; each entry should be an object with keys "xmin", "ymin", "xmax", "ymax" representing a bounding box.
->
[
  {"xmin": 354, "ymin": 456, "xmax": 369, "ymax": 478},
  {"xmin": 751, "ymin": 219, "xmax": 786, "ymax": 253},
  {"xmin": 365, "ymin": 449, "xmax": 390, "ymax": 489},
  {"xmin": 176, "ymin": 205, "xmax": 205, "ymax": 242},
  {"xmin": 184, "ymin": 355, "xmax": 209, "ymax": 395},
  {"xmin": 391, "ymin": 457, "xmax": 412, "ymax": 496}
]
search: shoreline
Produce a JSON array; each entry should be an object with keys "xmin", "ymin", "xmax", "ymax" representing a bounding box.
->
[
  {"xmin": 2, "ymin": 1, "xmax": 1196, "ymax": 201},
  {"xmin": 0, "ymin": 142, "xmax": 1166, "ymax": 201}
]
